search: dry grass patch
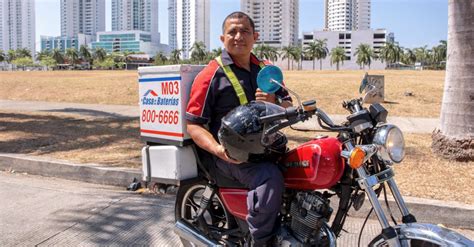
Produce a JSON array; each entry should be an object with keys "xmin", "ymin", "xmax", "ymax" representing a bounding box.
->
[
  {"xmin": 1, "ymin": 70, "xmax": 444, "ymax": 117},
  {"xmin": 1, "ymin": 110, "xmax": 471, "ymax": 204},
  {"xmin": 284, "ymin": 70, "xmax": 444, "ymax": 118}
]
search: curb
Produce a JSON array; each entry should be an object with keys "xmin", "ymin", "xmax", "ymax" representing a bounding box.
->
[
  {"xmin": 1, "ymin": 153, "xmax": 472, "ymax": 230},
  {"xmin": 0, "ymin": 153, "xmax": 141, "ymax": 187}
]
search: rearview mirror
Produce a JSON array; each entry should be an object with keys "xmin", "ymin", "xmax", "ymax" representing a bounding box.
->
[
  {"xmin": 359, "ymin": 72, "xmax": 368, "ymax": 94},
  {"xmin": 257, "ymin": 65, "xmax": 283, "ymax": 93}
]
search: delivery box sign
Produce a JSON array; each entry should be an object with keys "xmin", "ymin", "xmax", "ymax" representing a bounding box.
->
[{"xmin": 139, "ymin": 76, "xmax": 184, "ymax": 140}]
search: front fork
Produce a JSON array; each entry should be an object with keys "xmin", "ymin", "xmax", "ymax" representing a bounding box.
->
[{"xmin": 345, "ymin": 142, "xmax": 416, "ymax": 247}]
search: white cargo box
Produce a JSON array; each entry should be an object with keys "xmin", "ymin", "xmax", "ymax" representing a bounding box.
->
[
  {"xmin": 138, "ymin": 65, "xmax": 205, "ymax": 146},
  {"xmin": 142, "ymin": 145, "xmax": 198, "ymax": 185}
]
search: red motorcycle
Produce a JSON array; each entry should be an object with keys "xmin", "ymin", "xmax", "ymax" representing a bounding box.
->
[{"xmin": 174, "ymin": 66, "xmax": 473, "ymax": 246}]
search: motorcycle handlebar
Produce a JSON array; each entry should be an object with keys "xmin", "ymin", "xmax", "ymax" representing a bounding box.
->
[{"xmin": 258, "ymin": 106, "xmax": 299, "ymax": 124}]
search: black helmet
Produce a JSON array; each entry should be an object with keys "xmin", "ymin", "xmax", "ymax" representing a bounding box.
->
[{"xmin": 218, "ymin": 101, "xmax": 287, "ymax": 163}]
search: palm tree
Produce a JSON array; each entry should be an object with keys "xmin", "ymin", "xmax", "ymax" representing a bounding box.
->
[
  {"xmin": 190, "ymin": 41, "xmax": 206, "ymax": 64},
  {"xmin": 170, "ymin": 49, "xmax": 182, "ymax": 64},
  {"xmin": 432, "ymin": 0, "xmax": 474, "ymax": 161},
  {"xmin": 211, "ymin": 47, "xmax": 223, "ymax": 58},
  {"xmin": 0, "ymin": 50, "xmax": 6, "ymax": 63},
  {"xmin": 291, "ymin": 45, "xmax": 303, "ymax": 70},
  {"xmin": 79, "ymin": 45, "xmax": 92, "ymax": 65},
  {"xmin": 281, "ymin": 45, "xmax": 295, "ymax": 70},
  {"xmin": 330, "ymin": 47, "xmax": 346, "ymax": 71},
  {"xmin": 93, "ymin": 48, "xmax": 107, "ymax": 62},
  {"xmin": 154, "ymin": 51, "xmax": 168, "ymax": 65},
  {"xmin": 65, "ymin": 48, "xmax": 79, "ymax": 66},
  {"xmin": 354, "ymin": 43, "xmax": 374, "ymax": 69},
  {"xmin": 304, "ymin": 39, "xmax": 328, "ymax": 70},
  {"xmin": 7, "ymin": 49, "xmax": 16, "ymax": 63},
  {"xmin": 401, "ymin": 48, "xmax": 417, "ymax": 65},
  {"xmin": 379, "ymin": 42, "xmax": 401, "ymax": 68},
  {"xmin": 36, "ymin": 50, "xmax": 51, "ymax": 61},
  {"xmin": 51, "ymin": 48, "xmax": 64, "ymax": 64},
  {"xmin": 414, "ymin": 46, "xmax": 429, "ymax": 66},
  {"xmin": 253, "ymin": 44, "xmax": 266, "ymax": 59},
  {"xmin": 16, "ymin": 48, "xmax": 32, "ymax": 58}
]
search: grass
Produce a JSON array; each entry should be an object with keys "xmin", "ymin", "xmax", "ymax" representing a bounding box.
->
[
  {"xmin": 0, "ymin": 69, "xmax": 472, "ymax": 204},
  {"xmin": 0, "ymin": 69, "xmax": 445, "ymax": 117}
]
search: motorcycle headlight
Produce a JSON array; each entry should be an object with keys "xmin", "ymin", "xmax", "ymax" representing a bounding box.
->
[{"xmin": 373, "ymin": 124, "xmax": 405, "ymax": 163}]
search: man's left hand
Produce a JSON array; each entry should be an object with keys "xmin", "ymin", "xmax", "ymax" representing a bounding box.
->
[{"xmin": 255, "ymin": 88, "xmax": 276, "ymax": 104}]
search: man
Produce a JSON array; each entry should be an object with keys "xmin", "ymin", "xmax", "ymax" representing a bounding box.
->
[{"xmin": 186, "ymin": 11, "xmax": 292, "ymax": 246}]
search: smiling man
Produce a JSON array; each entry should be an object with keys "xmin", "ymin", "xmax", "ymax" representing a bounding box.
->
[{"xmin": 186, "ymin": 11, "xmax": 292, "ymax": 246}]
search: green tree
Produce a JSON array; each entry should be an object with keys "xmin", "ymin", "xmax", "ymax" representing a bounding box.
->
[
  {"xmin": 170, "ymin": 49, "xmax": 182, "ymax": 64},
  {"xmin": 52, "ymin": 48, "xmax": 64, "ymax": 64},
  {"xmin": 414, "ymin": 46, "xmax": 429, "ymax": 66},
  {"xmin": 304, "ymin": 39, "xmax": 328, "ymax": 70},
  {"xmin": 154, "ymin": 51, "xmax": 168, "ymax": 65},
  {"xmin": 0, "ymin": 50, "xmax": 5, "ymax": 63},
  {"xmin": 190, "ymin": 41, "xmax": 207, "ymax": 64},
  {"xmin": 7, "ymin": 49, "xmax": 16, "ymax": 63},
  {"xmin": 379, "ymin": 42, "xmax": 401, "ymax": 68},
  {"xmin": 36, "ymin": 50, "xmax": 51, "ymax": 61},
  {"xmin": 12, "ymin": 57, "xmax": 34, "ymax": 70},
  {"xmin": 253, "ymin": 44, "xmax": 279, "ymax": 62},
  {"xmin": 94, "ymin": 57, "xmax": 115, "ymax": 70},
  {"xmin": 401, "ymin": 48, "xmax": 417, "ymax": 65},
  {"xmin": 65, "ymin": 48, "xmax": 79, "ymax": 66},
  {"xmin": 330, "ymin": 47, "xmax": 346, "ymax": 71},
  {"xmin": 291, "ymin": 45, "xmax": 303, "ymax": 70},
  {"xmin": 39, "ymin": 56, "xmax": 57, "ymax": 69},
  {"xmin": 93, "ymin": 48, "xmax": 107, "ymax": 62},
  {"xmin": 16, "ymin": 48, "xmax": 32, "ymax": 58},
  {"xmin": 281, "ymin": 45, "xmax": 295, "ymax": 70},
  {"xmin": 79, "ymin": 45, "xmax": 92, "ymax": 66},
  {"xmin": 354, "ymin": 43, "xmax": 374, "ymax": 69}
]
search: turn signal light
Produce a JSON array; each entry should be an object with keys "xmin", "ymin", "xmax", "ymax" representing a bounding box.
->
[{"xmin": 349, "ymin": 147, "xmax": 366, "ymax": 169}]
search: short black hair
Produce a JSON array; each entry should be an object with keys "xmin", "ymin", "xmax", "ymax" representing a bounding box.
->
[{"xmin": 221, "ymin": 11, "xmax": 255, "ymax": 34}]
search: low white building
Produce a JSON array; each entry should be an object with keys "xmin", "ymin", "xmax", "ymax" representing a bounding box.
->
[
  {"xmin": 285, "ymin": 29, "xmax": 394, "ymax": 70},
  {"xmin": 90, "ymin": 30, "xmax": 170, "ymax": 56}
]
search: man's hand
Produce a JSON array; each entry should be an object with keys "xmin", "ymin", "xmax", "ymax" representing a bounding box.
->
[
  {"xmin": 255, "ymin": 88, "xmax": 276, "ymax": 104},
  {"xmin": 215, "ymin": 145, "xmax": 242, "ymax": 164}
]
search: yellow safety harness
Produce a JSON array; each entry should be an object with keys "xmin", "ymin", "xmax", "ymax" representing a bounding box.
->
[{"xmin": 215, "ymin": 55, "xmax": 265, "ymax": 105}]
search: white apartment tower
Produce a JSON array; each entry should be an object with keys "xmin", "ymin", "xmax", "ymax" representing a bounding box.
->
[
  {"xmin": 168, "ymin": 0, "xmax": 210, "ymax": 59},
  {"xmin": 324, "ymin": 0, "xmax": 370, "ymax": 31},
  {"xmin": 0, "ymin": 0, "xmax": 35, "ymax": 53},
  {"xmin": 60, "ymin": 0, "xmax": 106, "ymax": 37},
  {"xmin": 112, "ymin": 0, "xmax": 160, "ymax": 44},
  {"xmin": 241, "ymin": 0, "xmax": 299, "ymax": 47}
]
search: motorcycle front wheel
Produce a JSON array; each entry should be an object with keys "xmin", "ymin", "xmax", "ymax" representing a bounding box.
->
[{"xmin": 174, "ymin": 179, "xmax": 234, "ymax": 246}]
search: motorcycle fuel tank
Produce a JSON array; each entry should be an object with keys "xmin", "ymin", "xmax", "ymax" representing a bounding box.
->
[{"xmin": 282, "ymin": 136, "xmax": 345, "ymax": 190}]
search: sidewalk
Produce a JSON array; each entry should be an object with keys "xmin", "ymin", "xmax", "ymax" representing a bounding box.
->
[
  {"xmin": 0, "ymin": 99, "xmax": 439, "ymax": 133},
  {"xmin": 1, "ymin": 100, "xmax": 472, "ymax": 230}
]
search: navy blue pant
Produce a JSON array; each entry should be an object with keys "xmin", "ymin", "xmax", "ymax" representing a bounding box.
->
[{"xmin": 216, "ymin": 159, "xmax": 284, "ymax": 244}]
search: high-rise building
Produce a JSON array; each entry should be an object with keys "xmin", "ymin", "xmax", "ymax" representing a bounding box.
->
[
  {"xmin": 324, "ymin": 0, "xmax": 370, "ymax": 31},
  {"xmin": 111, "ymin": 0, "xmax": 160, "ymax": 44},
  {"xmin": 168, "ymin": 0, "xmax": 210, "ymax": 59},
  {"xmin": 60, "ymin": 0, "xmax": 105, "ymax": 37},
  {"xmin": 0, "ymin": 0, "xmax": 35, "ymax": 53},
  {"xmin": 241, "ymin": 0, "xmax": 299, "ymax": 47}
]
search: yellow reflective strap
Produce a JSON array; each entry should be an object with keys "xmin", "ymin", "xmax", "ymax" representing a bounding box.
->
[{"xmin": 215, "ymin": 56, "xmax": 248, "ymax": 105}]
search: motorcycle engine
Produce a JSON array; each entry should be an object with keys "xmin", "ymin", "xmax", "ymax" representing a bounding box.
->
[{"xmin": 289, "ymin": 192, "xmax": 333, "ymax": 244}]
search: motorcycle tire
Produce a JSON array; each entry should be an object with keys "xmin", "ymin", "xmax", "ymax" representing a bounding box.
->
[{"xmin": 174, "ymin": 179, "xmax": 234, "ymax": 246}]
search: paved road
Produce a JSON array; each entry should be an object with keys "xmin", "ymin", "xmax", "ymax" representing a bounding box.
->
[{"xmin": 1, "ymin": 171, "xmax": 473, "ymax": 246}]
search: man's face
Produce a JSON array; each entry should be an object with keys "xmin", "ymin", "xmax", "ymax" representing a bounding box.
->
[{"xmin": 220, "ymin": 17, "xmax": 259, "ymax": 58}]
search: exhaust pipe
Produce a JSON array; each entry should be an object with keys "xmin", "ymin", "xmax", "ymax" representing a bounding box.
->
[{"xmin": 174, "ymin": 219, "xmax": 224, "ymax": 247}]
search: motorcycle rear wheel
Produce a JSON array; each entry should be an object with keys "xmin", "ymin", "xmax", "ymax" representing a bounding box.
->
[{"xmin": 175, "ymin": 180, "xmax": 234, "ymax": 246}]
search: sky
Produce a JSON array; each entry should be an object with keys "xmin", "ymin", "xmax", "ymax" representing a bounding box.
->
[{"xmin": 35, "ymin": 0, "xmax": 448, "ymax": 51}]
